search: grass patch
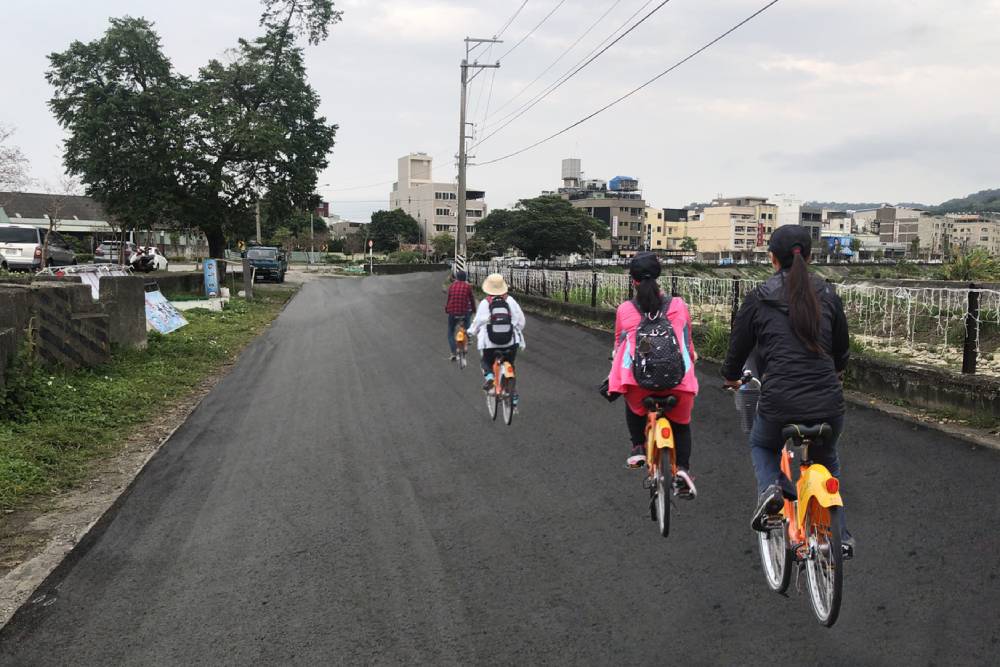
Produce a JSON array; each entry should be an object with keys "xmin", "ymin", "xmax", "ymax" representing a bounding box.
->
[{"xmin": 0, "ymin": 286, "xmax": 297, "ymax": 512}]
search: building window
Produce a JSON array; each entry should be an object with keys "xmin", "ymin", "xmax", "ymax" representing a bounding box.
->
[
  {"xmin": 656, "ymin": 226, "xmax": 661, "ymax": 233},
  {"xmin": 434, "ymin": 224, "xmax": 452, "ymax": 232},
  {"xmin": 435, "ymin": 208, "xmax": 452, "ymax": 216},
  {"xmin": 734, "ymin": 226, "xmax": 745, "ymax": 233},
  {"xmin": 435, "ymin": 192, "xmax": 457, "ymax": 200},
  {"xmin": 468, "ymin": 209, "xmax": 483, "ymax": 218}
]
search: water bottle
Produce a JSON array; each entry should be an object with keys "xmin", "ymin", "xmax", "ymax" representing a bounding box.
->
[{"xmin": 734, "ymin": 370, "xmax": 761, "ymax": 435}]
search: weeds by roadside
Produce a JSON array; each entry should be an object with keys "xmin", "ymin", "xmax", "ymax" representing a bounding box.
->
[{"xmin": 0, "ymin": 287, "xmax": 296, "ymax": 512}]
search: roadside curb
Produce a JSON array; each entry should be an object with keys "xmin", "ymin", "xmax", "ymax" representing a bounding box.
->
[
  {"xmin": 517, "ymin": 300, "xmax": 1000, "ymax": 453},
  {"xmin": 0, "ymin": 287, "xmax": 302, "ymax": 630}
]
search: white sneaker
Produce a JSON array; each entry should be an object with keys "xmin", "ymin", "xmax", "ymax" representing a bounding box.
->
[{"xmin": 674, "ymin": 469, "xmax": 697, "ymax": 500}]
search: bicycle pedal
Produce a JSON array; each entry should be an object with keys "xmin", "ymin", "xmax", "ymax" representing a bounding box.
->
[
  {"xmin": 763, "ymin": 516, "xmax": 784, "ymax": 531},
  {"xmin": 641, "ymin": 477, "xmax": 654, "ymax": 489}
]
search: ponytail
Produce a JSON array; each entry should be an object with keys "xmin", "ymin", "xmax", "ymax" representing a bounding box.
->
[
  {"xmin": 635, "ymin": 277, "xmax": 663, "ymax": 315},
  {"xmin": 785, "ymin": 249, "xmax": 823, "ymax": 354}
]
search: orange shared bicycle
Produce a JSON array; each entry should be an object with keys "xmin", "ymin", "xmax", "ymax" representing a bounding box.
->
[
  {"xmin": 454, "ymin": 324, "xmax": 469, "ymax": 370},
  {"xmin": 640, "ymin": 395, "xmax": 691, "ymax": 538},
  {"xmin": 484, "ymin": 351, "xmax": 516, "ymax": 425},
  {"xmin": 756, "ymin": 421, "xmax": 847, "ymax": 627}
]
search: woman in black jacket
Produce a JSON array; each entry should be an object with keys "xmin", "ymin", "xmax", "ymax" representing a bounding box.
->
[{"xmin": 722, "ymin": 225, "xmax": 852, "ymax": 547}]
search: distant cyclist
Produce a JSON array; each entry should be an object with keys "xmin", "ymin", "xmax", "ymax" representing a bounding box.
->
[
  {"xmin": 721, "ymin": 225, "xmax": 853, "ymax": 549},
  {"xmin": 445, "ymin": 270, "xmax": 476, "ymax": 362},
  {"xmin": 468, "ymin": 273, "xmax": 525, "ymax": 393},
  {"xmin": 606, "ymin": 252, "xmax": 698, "ymax": 497}
]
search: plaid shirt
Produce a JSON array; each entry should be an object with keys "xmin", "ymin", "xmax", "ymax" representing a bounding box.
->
[{"xmin": 445, "ymin": 280, "xmax": 476, "ymax": 315}]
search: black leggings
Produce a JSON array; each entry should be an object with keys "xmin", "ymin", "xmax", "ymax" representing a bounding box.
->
[
  {"xmin": 626, "ymin": 404, "xmax": 692, "ymax": 470},
  {"xmin": 481, "ymin": 346, "xmax": 518, "ymax": 375}
]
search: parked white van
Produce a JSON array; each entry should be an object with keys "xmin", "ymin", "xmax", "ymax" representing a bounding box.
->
[{"xmin": 0, "ymin": 224, "xmax": 77, "ymax": 271}]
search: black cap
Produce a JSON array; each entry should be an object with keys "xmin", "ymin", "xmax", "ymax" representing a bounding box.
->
[
  {"xmin": 455, "ymin": 270, "xmax": 467, "ymax": 281},
  {"xmin": 629, "ymin": 252, "xmax": 661, "ymax": 281},
  {"xmin": 768, "ymin": 225, "xmax": 812, "ymax": 267}
]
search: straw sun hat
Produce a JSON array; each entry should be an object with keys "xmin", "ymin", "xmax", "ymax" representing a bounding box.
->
[{"xmin": 482, "ymin": 273, "xmax": 509, "ymax": 296}]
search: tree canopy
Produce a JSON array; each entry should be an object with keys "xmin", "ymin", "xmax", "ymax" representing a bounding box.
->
[
  {"xmin": 46, "ymin": 1, "xmax": 340, "ymax": 257},
  {"xmin": 368, "ymin": 209, "xmax": 420, "ymax": 252},
  {"xmin": 474, "ymin": 196, "xmax": 608, "ymax": 260}
]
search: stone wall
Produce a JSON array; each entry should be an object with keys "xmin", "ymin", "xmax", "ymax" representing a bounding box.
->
[{"xmin": 99, "ymin": 276, "xmax": 147, "ymax": 350}]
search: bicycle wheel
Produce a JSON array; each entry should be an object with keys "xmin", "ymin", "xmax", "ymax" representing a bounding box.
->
[
  {"xmin": 804, "ymin": 503, "xmax": 844, "ymax": 627},
  {"xmin": 458, "ymin": 350, "xmax": 467, "ymax": 369},
  {"xmin": 486, "ymin": 387, "xmax": 498, "ymax": 421},
  {"xmin": 501, "ymin": 377, "xmax": 515, "ymax": 425},
  {"xmin": 655, "ymin": 465, "xmax": 670, "ymax": 538},
  {"xmin": 757, "ymin": 518, "xmax": 792, "ymax": 594}
]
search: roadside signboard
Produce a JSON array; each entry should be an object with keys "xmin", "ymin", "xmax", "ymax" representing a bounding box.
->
[
  {"xmin": 204, "ymin": 259, "xmax": 220, "ymax": 297},
  {"xmin": 144, "ymin": 289, "xmax": 188, "ymax": 334},
  {"xmin": 612, "ymin": 215, "xmax": 619, "ymax": 238}
]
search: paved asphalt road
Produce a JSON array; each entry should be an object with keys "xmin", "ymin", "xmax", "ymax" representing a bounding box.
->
[{"xmin": 2, "ymin": 273, "xmax": 998, "ymax": 665}]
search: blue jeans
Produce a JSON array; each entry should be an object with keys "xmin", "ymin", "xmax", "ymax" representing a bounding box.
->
[
  {"xmin": 448, "ymin": 314, "xmax": 471, "ymax": 354},
  {"xmin": 748, "ymin": 414, "xmax": 844, "ymax": 494}
]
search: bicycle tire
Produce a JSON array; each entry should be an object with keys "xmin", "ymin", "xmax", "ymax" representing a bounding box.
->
[
  {"xmin": 655, "ymin": 466, "xmax": 670, "ymax": 538},
  {"xmin": 804, "ymin": 503, "xmax": 844, "ymax": 627},
  {"xmin": 502, "ymin": 377, "xmax": 515, "ymax": 425},
  {"xmin": 486, "ymin": 387, "xmax": 498, "ymax": 421},
  {"xmin": 757, "ymin": 519, "xmax": 792, "ymax": 594}
]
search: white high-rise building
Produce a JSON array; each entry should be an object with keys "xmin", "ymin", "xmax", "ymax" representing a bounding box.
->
[
  {"xmin": 389, "ymin": 153, "xmax": 487, "ymax": 242},
  {"xmin": 771, "ymin": 193, "xmax": 803, "ymax": 228}
]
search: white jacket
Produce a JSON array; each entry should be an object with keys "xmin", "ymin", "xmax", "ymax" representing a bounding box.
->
[{"xmin": 468, "ymin": 295, "xmax": 526, "ymax": 351}]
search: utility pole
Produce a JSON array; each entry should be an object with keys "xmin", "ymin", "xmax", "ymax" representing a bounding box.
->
[
  {"xmin": 255, "ymin": 200, "xmax": 262, "ymax": 244},
  {"xmin": 456, "ymin": 37, "xmax": 501, "ymax": 273}
]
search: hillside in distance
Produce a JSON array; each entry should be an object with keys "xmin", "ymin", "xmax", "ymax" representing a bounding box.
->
[{"xmin": 929, "ymin": 188, "xmax": 1000, "ymax": 214}]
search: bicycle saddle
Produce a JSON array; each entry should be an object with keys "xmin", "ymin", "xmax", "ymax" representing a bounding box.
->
[
  {"xmin": 781, "ymin": 423, "xmax": 833, "ymax": 443},
  {"xmin": 643, "ymin": 395, "xmax": 679, "ymax": 411}
]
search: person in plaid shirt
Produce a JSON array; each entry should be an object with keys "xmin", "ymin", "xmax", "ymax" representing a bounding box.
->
[{"xmin": 445, "ymin": 271, "xmax": 476, "ymax": 360}]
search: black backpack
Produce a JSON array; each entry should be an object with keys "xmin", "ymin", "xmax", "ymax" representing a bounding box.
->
[
  {"xmin": 631, "ymin": 298, "xmax": 685, "ymax": 390},
  {"xmin": 487, "ymin": 296, "xmax": 514, "ymax": 346}
]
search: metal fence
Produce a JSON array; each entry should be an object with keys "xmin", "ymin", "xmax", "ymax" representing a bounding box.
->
[{"xmin": 467, "ymin": 262, "xmax": 1000, "ymax": 376}]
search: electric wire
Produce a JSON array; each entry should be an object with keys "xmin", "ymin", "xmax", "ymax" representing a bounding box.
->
[
  {"xmin": 498, "ymin": 0, "xmax": 568, "ymax": 61},
  {"xmin": 496, "ymin": 0, "xmax": 530, "ymax": 38},
  {"xmin": 471, "ymin": 0, "xmax": 670, "ymax": 152},
  {"xmin": 483, "ymin": 0, "xmax": 655, "ymax": 128},
  {"xmin": 487, "ymin": 0, "xmax": 623, "ymax": 121},
  {"xmin": 476, "ymin": 0, "xmax": 782, "ymax": 166}
]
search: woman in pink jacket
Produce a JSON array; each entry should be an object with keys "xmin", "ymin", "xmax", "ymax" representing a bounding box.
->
[{"xmin": 607, "ymin": 252, "xmax": 698, "ymax": 498}]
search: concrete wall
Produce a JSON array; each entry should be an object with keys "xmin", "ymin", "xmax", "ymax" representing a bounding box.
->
[
  {"xmin": 372, "ymin": 264, "xmax": 451, "ymax": 275},
  {"xmin": 99, "ymin": 276, "xmax": 147, "ymax": 350}
]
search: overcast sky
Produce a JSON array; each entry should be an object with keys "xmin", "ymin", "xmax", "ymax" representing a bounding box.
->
[{"xmin": 4, "ymin": 0, "xmax": 1000, "ymax": 221}]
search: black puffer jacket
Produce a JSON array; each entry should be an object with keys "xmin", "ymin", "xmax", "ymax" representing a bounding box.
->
[{"xmin": 721, "ymin": 271, "xmax": 850, "ymax": 423}]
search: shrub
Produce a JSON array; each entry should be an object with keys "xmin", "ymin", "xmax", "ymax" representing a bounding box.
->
[{"xmin": 387, "ymin": 250, "xmax": 425, "ymax": 264}]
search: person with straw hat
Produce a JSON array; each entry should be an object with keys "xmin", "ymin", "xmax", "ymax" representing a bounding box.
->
[{"xmin": 468, "ymin": 273, "xmax": 526, "ymax": 396}]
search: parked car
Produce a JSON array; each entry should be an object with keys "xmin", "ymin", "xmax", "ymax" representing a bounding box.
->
[
  {"xmin": 94, "ymin": 240, "xmax": 137, "ymax": 264},
  {"xmin": 0, "ymin": 225, "xmax": 77, "ymax": 271},
  {"xmin": 246, "ymin": 245, "xmax": 286, "ymax": 282}
]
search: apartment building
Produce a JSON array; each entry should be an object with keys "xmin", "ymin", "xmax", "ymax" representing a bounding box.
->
[
  {"xmin": 389, "ymin": 153, "xmax": 487, "ymax": 241},
  {"xmin": 643, "ymin": 207, "xmax": 691, "ymax": 251},
  {"xmin": 947, "ymin": 214, "xmax": 1000, "ymax": 255},
  {"xmin": 688, "ymin": 196, "xmax": 778, "ymax": 253},
  {"xmin": 876, "ymin": 206, "xmax": 923, "ymax": 245},
  {"xmin": 557, "ymin": 159, "xmax": 645, "ymax": 256}
]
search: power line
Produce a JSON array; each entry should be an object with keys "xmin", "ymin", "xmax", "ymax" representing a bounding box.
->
[
  {"xmin": 498, "ymin": 0, "xmax": 568, "ymax": 61},
  {"xmin": 476, "ymin": 0, "xmax": 782, "ymax": 166},
  {"xmin": 496, "ymin": 0, "xmax": 530, "ymax": 38},
  {"xmin": 484, "ymin": 0, "xmax": 656, "ymax": 128},
  {"xmin": 472, "ymin": 0, "xmax": 671, "ymax": 152},
  {"xmin": 487, "ymin": 0, "xmax": 623, "ymax": 122}
]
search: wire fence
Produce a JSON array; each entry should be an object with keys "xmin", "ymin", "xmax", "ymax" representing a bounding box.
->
[{"xmin": 467, "ymin": 262, "xmax": 1000, "ymax": 376}]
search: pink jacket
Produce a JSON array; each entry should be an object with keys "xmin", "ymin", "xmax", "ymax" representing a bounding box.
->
[{"xmin": 607, "ymin": 296, "xmax": 699, "ymax": 395}]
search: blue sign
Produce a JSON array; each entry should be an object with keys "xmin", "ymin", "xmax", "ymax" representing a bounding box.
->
[{"xmin": 204, "ymin": 259, "xmax": 220, "ymax": 297}]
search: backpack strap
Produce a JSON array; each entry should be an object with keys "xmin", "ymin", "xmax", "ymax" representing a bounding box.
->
[{"xmin": 631, "ymin": 295, "xmax": 673, "ymax": 319}]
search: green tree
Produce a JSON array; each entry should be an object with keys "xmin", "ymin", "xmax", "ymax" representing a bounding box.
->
[
  {"xmin": 476, "ymin": 197, "xmax": 607, "ymax": 260},
  {"xmin": 47, "ymin": 17, "xmax": 187, "ymax": 237},
  {"xmin": 680, "ymin": 236, "xmax": 698, "ymax": 252},
  {"xmin": 937, "ymin": 248, "xmax": 1000, "ymax": 281},
  {"xmin": 466, "ymin": 233, "xmax": 497, "ymax": 260},
  {"xmin": 369, "ymin": 209, "xmax": 420, "ymax": 252},
  {"xmin": 47, "ymin": 1, "xmax": 341, "ymax": 258},
  {"xmin": 432, "ymin": 232, "xmax": 455, "ymax": 260},
  {"xmin": 909, "ymin": 237, "xmax": 921, "ymax": 257},
  {"xmin": 343, "ymin": 231, "xmax": 366, "ymax": 255},
  {"xmin": 849, "ymin": 238, "xmax": 862, "ymax": 253}
]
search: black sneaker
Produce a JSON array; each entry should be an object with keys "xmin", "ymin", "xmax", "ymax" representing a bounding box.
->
[
  {"xmin": 842, "ymin": 531, "xmax": 856, "ymax": 560},
  {"xmin": 751, "ymin": 484, "xmax": 784, "ymax": 532}
]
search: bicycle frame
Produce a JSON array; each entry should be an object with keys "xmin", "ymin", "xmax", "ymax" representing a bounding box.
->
[
  {"xmin": 779, "ymin": 444, "xmax": 843, "ymax": 557},
  {"xmin": 491, "ymin": 356, "xmax": 515, "ymax": 396},
  {"xmin": 454, "ymin": 324, "xmax": 467, "ymax": 351}
]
